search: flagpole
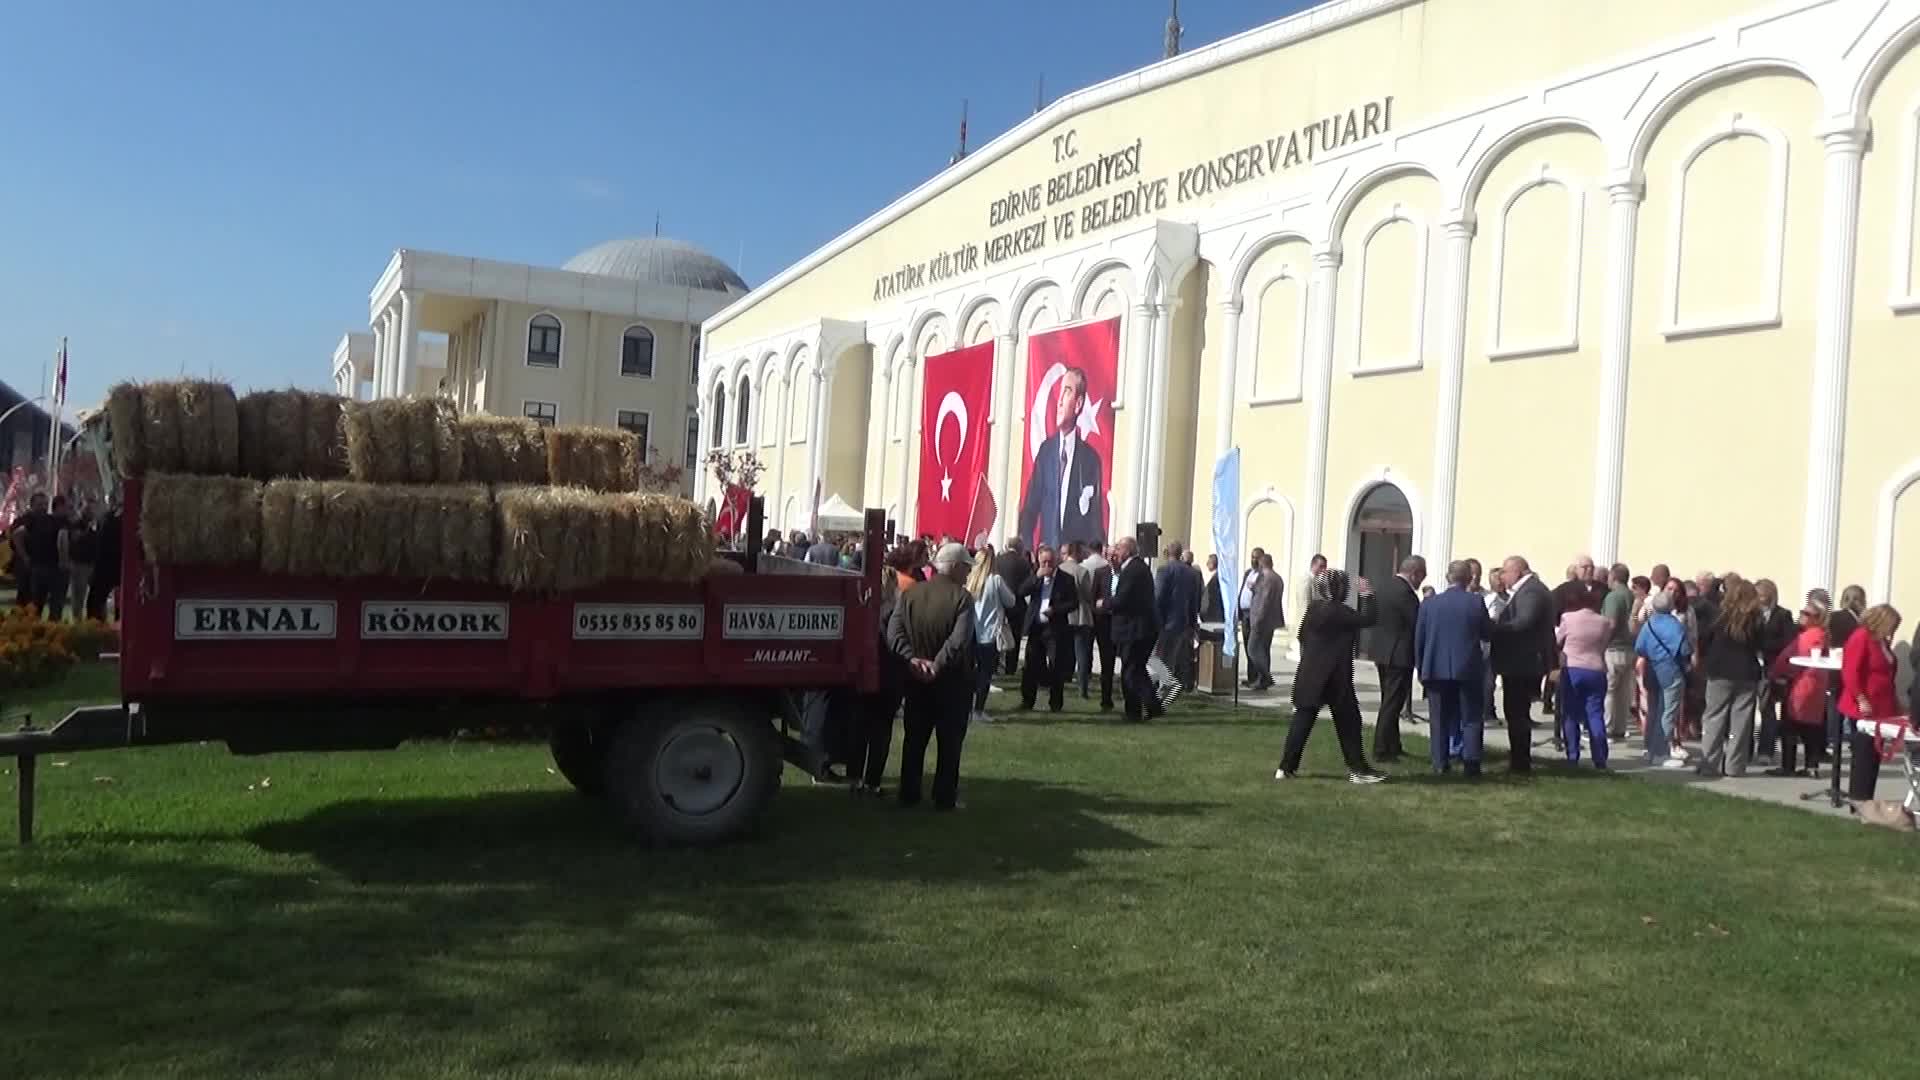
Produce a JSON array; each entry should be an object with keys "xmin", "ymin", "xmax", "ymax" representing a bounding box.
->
[{"xmin": 48, "ymin": 338, "xmax": 67, "ymax": 495}]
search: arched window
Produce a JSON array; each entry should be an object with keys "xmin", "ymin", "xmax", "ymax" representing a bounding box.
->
[
  {"xmin": 734, "ymin": 376, "xmax": 752, "ymax": 446},
  {"xmin": 526, "ymin": 314, "xmax": 562, "ymax": 367},
  {"xmin": 620, "ymin": 325, "xmax": 655, "ymax": 378},
  {"xmin": 710, "ymin": 384, "xmax": 726, "ymax": 449}
]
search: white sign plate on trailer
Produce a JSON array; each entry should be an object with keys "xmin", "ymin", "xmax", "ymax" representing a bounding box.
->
[
  {"xmin": 176, "ymin": 600, "xmax": 338, "ymax": 640},
  {"xmin": 721, "ymin": 605, "xmax": 845, "ymax": 640},
  {"xmin": 572, "ymin": 603, "xmax": 704, "ymax": 640},
  {"xmin": 361, "ymin": 602, "xmax": 509, "ymax": 639}
]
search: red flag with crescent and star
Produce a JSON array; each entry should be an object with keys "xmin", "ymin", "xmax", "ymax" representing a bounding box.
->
[
  {"xmin": 915, "ymin": 341, "xmax": 995, "ymax": 542},
  {"xmin": 1018, "ymin": 317, "xmax": 1119, "ymax": 551}
]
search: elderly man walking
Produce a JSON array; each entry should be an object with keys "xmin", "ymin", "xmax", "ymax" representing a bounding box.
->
[{"xmin": 1416, "ymin": 560, "xmax": 1492, "ymax": 776}]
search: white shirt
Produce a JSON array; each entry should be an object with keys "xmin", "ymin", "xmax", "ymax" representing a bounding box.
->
[{"xmin": 1508, "ymin": 573, "xmax": 1536, "ymax": 598}]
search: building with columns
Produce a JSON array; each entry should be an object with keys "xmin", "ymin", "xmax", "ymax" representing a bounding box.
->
[
  {"xmin": 701, "ymin": 0, "xmax": 1920, "ymax": 619},
  {"xmin": 336, "ymin": 237, "xmax": 746, "ymax": 490}
]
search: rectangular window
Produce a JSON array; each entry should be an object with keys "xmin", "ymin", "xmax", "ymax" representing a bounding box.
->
[
  {"xmin": 523, "ymin": 401, "xmax": 558, "ymax": 428},
  {"xmin": 616, "ymin": 409, "xmax": 650, "ymax": 451},
  {"xmin": 621, "ymin": 331, "xmax": 655, "ymax": 378},
  {"xmin": 690, "ymin": 334, "xmax": 701, "ymax": 385},
  {"xmin": 685, "ymin": 415, "xmax": 699, "ymax": 473}
]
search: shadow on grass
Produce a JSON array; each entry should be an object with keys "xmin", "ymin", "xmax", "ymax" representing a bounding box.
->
[{"xmin": 2, "ymin": 777, "xmax": 1219, "ymax": 1076}]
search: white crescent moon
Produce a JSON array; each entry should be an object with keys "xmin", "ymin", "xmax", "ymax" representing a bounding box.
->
[
  {"xmin": 1029, "ymin": 362, "xmax": 1066, "ymax": 459},
  {"xmin": 934, "ymin": 391, "xmax": 967, "ymax": 466}
]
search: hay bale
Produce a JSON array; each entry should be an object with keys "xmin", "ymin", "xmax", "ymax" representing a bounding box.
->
[
  {"xmin": 457, "ymin": 415, "xmax": 549, "ymax": 484},
  {"xmin": 260, "ymin": 481, "xmax": 296, "ymax": 573},
  {"xmin": 546, "ymin": 427, "xmax": 639, "ymax": 493},
  {"xmin": 660, "ymin": 499, "xmax": 713, "ymax": 584},
  {"xmin": 303, "ymin": 393, "xmax": 348, "ymax": 479},
  {"xmin": 287, "ymin": 483, "xmax": 327, "ymax": 576},
  {"xmin": 237, "ymin": 393, "xmax": 273, "ymax": 479},
  {"xmin": 344, "ymin": 398, "xmax": 462, "ymax": 484},
  {"xmin": 140, "ymin": 383, "xmax": 184, "ymax": 476},
  {"xmin": 106, "ymin": 384, "xmax": 147, "ymax": 477},
  {"xmin": 439, "ymin": 484, "xmax": 495, "ymax": 582},
  {"xmin": 314, "ymin": 482, "xmax": 377, "ymax": 579},
  {"xmin": 210, "ymin": 387, "xmax": 241, "ymax": 477},
  {"xmin": 140, "ymin": 473, "xmax": 262, "ymax": 567}
]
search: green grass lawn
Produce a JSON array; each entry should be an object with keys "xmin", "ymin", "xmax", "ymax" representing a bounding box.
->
[{"xmin": 3, "ymin": 666, "xmax": 1919, "ymax": 1078}]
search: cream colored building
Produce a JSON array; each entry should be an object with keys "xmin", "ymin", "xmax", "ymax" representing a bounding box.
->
[
  {"xmin": 336, "ymin": 238, "xmax": 747, "ymax": 489},
  {"xmin": 703, "ymin": 0, "xmax": 1920, "ymax": 619}
]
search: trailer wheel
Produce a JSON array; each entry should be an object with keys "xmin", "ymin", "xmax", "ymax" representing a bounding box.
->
[
  {"xmin": 604, "ymin": 698, "xmax": 781, "ymax": 846},
  {"xmin": 548, "ymin": 716, "xmax": 607, "ymax": 798}
]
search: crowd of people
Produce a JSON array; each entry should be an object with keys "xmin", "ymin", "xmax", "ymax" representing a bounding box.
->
[
  {"xmin": 813, "ymin": 527, "xmax": 1914, "ymax": 807},
  {"xmin": 5, "ymin": 491, "xmax": 120, "ymax": 622},
  {"xmin": 1294, "ymin": 551, "xmax": 1915, "ymax": 797}
]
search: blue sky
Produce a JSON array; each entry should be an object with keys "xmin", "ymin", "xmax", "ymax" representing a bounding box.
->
[{"xmin": 0, "ymin": 1, "xmax": 1306, "ymax": 409}]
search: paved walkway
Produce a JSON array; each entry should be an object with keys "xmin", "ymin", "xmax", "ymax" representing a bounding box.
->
[{"xmin": 1220, "ymin": 653, "xmax": 1911, "ymax": 820}]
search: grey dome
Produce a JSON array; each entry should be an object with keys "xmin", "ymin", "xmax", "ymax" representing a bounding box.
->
[{"xmin": 562, "ymin": 237, "xmax": 748, "ymax": 295}]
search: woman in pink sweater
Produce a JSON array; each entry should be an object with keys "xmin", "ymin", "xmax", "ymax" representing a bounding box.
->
[{"xmin": 1556, "ymin": 586, "xmax": 1615, "ymax": 768}]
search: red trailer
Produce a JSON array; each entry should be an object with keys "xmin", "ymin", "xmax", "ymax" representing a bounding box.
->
[{"xmin": 0, "ymin": 480, "xmax": 885, "ymax": 845}]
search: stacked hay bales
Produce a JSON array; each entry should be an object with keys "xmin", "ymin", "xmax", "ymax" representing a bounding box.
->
[
  {"xmin": 237, "ymin": 390, "xmax": 349, "ymax": 480},
  {"xmin": 342, "ymin": 398, "xmax": 463, "ymax": 484},
  {"xmin": 140, "ymin": 473, "xmax": 263, "ymax": 567},
  {"xmin": 457, "ymin": 415, "xmax": 548, "ymax": 485},
  {"xmin": 261, "ymin": 480, "xmax": 493, "ymax": 583},
  {"xmin": 109, "ymin": 378, "xmax": 717, "ymax": 592},
  {"xmin": 546, "ymin": 427, "xmax": 640, "ymax": 493},
  {"xmin": 106, "ymin": 381, "xmax": 240, "ymax": 477}
]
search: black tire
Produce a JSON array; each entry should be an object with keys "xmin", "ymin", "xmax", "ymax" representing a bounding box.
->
[
  {"xmin": 549, "ymin": 715, "xmax": 608, "ymax": 798},
  {"xmin": 603, "ymin": 697, "xmax": 782, "ymax": 846}
]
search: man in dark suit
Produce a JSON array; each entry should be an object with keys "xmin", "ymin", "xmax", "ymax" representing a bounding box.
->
[
  {"xmin": 1099, "ymin": 536, "xmax": 1160, "ymax": 722},
  {"xmin": 1154, "ymin": 541, "xmax": 1201, "ymax": 691},
  {"xmin": 1491, "ymin": 555, "xmax": 1555, "ymax": 773},
  {"xmin": 1088, "ymin": 546, "xmax": 1118, "ymax": 710},
  {"xmin": 1016, "ymin": 367, "xmax": 1106, "ymax": 551},
  {"xmin": 1245, "ymin": 553, "xmax": 1285, "ymax": 691},
  {"xmin": 1415, "ymin": 560, "xmax": 1492, "ymax": 775},
  {"xmin": 1372, "ymin": 555, "xmax": 1426, "ymax": 761},
  {"xmin": 1018, "ymin": 546, "xmax": 1080, "ymax": 713}
]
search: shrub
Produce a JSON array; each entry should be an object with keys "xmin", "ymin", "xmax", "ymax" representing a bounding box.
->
[
  {"xmin": 0, "ymin": 608, "xmax": 77, "ymax": 690},
  {"xmin": 64, "ymin": 618, "xmax": 120, "ymax": 662}
]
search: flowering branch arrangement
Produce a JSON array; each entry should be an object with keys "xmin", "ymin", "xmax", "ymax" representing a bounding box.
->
[
  {"xmin": 637, "ymin": 461, "xmax": 686, "ymax": 495},
  {"xmin": 704, "ymin": 449, "xmax": 765, "ymax": 490}
]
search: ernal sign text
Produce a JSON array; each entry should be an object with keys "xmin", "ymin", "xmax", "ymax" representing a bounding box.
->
[{"xmin": 176, "ymin": 600, "xmax": 338, "ymax": 640}]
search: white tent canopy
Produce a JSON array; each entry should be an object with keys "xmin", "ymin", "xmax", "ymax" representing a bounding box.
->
[{"xmin": 815, "ymin": 494, "xmax": 863, "ymax": 533}]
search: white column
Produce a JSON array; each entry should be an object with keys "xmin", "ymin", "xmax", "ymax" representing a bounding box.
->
[
  {"xmin": 1142, "ymin": 300, "xmax": 1177, "ymax": 526},
  {"xmin": 1425, "ymin": 217, "xmax": 1475, "ymax": 565},
  {"xmin": 396, "ymin": 289, "xmax": 421, "ymax": 398},
  {"xmin": 1125, "ymin": 302, "xmax": 1156, "ymax": 533},
  {"xmin": 1590, "ymin": 178, "xmax": 1643, "ymax": 566},
  {"xmin": 1297, "ymin": 248, "xmax": 1341, "ymax": 584},
  {"xmin": 1213, "ymin": 299, "xmax": 1244, "ymax": 462},
  {"xmin": 805, "ymin": 361, "xmax": 829, "ymax": 527},
  {"xmin": 896, "ymin": 355, "xmax": 918, "ymax": 535},
  {"xmin": 990, "ymin": 332, "xmax": 1017, "ymax": 539},
  {"xmin": 370, "ymin": 311, "xmax": 389, "ymax": 399},
  {"xmin": 868, "ymin": 364, "xmax": 891, "ymax": 514},
  {"xmin": 695, "ymin": 395, "xmax": 712, "ymax": 505},
  {"xmin": 384, "ymin": 308, "xmax": 402, "ymax": 398},
  {"xmin": 771, "ymin": 371, "xmax": 790, "ymax": 531},
  {"xmin": 1801, "ymin": 124, "xmax": 1870, "ymax": 598}
]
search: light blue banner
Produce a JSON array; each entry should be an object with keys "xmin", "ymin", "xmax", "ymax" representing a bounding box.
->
[{"xmin": 1211, "ymin": 448, "xmax": 1241, "ymax": 659}]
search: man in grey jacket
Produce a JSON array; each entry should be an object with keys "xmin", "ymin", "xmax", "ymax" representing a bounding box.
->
[{"xmin": 888, "ymin": 542, "xmax": 977, "ymax": 809}]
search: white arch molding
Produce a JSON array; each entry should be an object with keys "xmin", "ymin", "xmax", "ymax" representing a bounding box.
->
[
  {"xmin": 1890, "ymin": 94, "xmax": 1920, "ymax": 312},
  {"xmin": 1335, "ymin": 467, "xmax": 1425, "ymax": 573},
  {"xmin": 1622, "ymin": 59, "xmax": 1819, "ymax": 175},
  {"xmin": 1661, "ymin": 114, "xmax": 1792, "ymax": 337},
  {"xmin": 1486, "ymin": 165, "xmax": 1588, "ymax": 359},
  {"xmin": 1242, "ymin": 487, "xmax": 1298, "ymax": 594},
  {"xmin": 1350, "ymin": 204, "xmax": 1431, "ymax": 375},
  {"xmin": 1454, "ymin": 117, "xmax": 1604, "ymax": 213},
  {"xmin": 1247, "ymin": 260, "xmax": 1311, "ymax": 403},
  {"xmin": 1870, "ymin": 457, "xmax": 1920, "ymax": 602}
]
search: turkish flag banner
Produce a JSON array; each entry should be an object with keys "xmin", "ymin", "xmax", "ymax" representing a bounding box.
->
[
  {"xmin": 715, "ymin": 482, "xmax": 751, "ymax": 539},
  {"xmin": 1017, "ymin": 317, "xmax": 1119, "ymax": 551},
  {"xmin": 915, "ymin": 341, "xmax": 995, "ymax": 542}
]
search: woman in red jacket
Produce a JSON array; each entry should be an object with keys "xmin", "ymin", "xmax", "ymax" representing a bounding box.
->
[
  {"xmin": 1767, "ymin": 599, "xmax": 1831, "ymax": 777},
  {"xmin": 1839, "ymin": 604, "xmax": 1903, "ymax": 799}
]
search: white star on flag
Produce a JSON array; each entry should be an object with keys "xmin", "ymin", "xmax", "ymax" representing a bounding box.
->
[
  {"xmin": 1077, "ymin": 396, "xmax": 1104, "ymax": 440},
  {"xmin": 941, "ymin": 472, "xmax": 953, "ymax": 500}
]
